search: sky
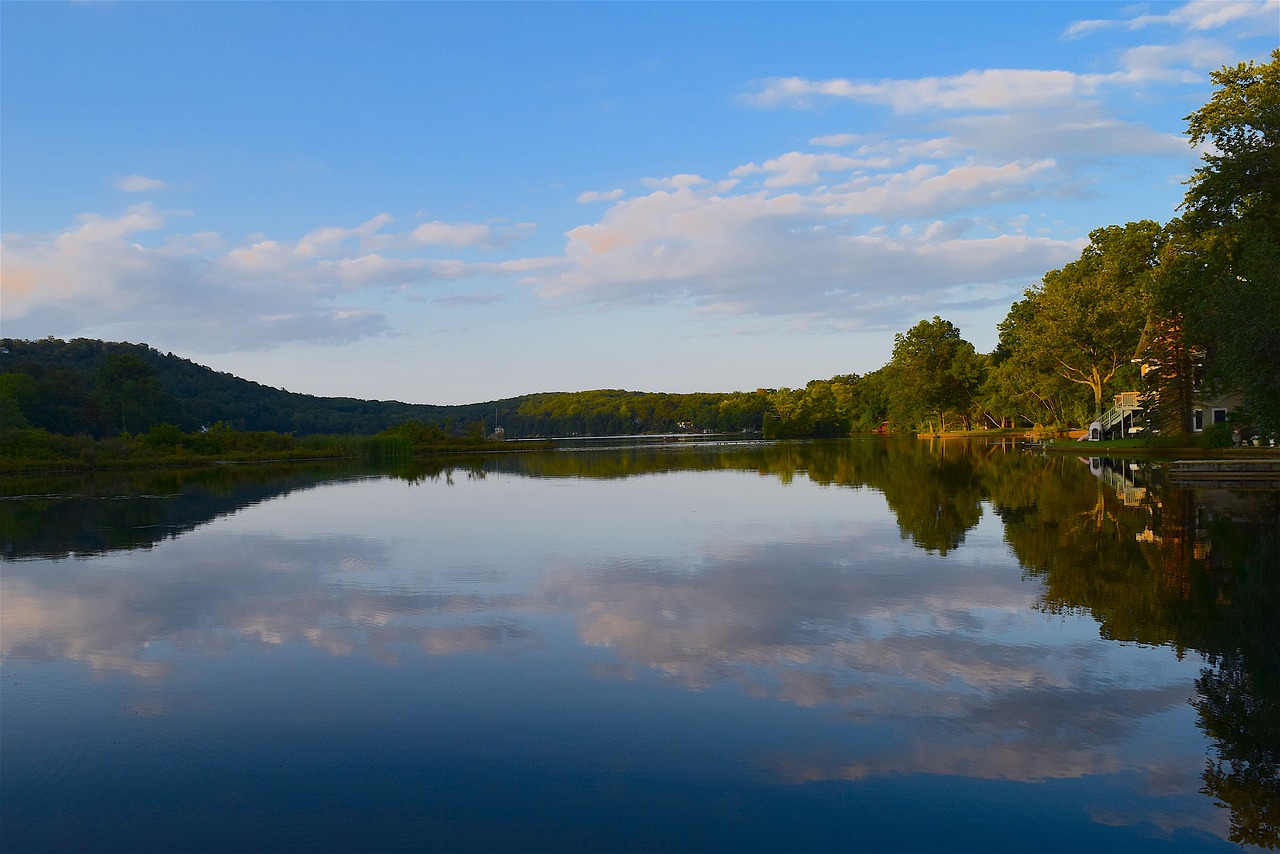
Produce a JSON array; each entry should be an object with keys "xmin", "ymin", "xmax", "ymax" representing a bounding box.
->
[{"xmin": 2, "ymin": 1, "xmax": 1276, "ymax": 405}]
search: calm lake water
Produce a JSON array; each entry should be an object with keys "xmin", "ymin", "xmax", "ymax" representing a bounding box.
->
[{"xmin": 2, "ymin": 438, "xmax": 1277, "ymax": 852}]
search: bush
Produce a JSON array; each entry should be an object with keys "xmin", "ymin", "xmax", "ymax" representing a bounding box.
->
[
  {"xmin": 1197, "ymin": 421, "xmax": 1236, "ymax": 448},
  {"xmin": 143, "ymin": 423, "xmax": 184, "ymax": 449}
]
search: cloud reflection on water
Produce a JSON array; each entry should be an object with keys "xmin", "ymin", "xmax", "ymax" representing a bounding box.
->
[
  {"xmin": 0, "ymin": 459, "xmax": 1248, "ymax": 848},
  {"xmin": 3, "ymin": 510, "xmax": 1205, "ymax": 786},
  {"xmin": 1, "ymin": 531, "xmax": 540, "ymax": 676}
]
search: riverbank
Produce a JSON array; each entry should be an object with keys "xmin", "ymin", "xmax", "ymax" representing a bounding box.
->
[{"xmin": 914, "ymin": 429, "xmax": 1025, "ymax": 439}]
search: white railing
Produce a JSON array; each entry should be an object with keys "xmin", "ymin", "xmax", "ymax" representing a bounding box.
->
[{"xmin": 1099, "ymin": 392, "xmax": 1143, "ymax": 438}]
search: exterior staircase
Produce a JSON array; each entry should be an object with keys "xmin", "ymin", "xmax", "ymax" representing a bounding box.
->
[{"xmin": 1098, "ymin": 391, "xmax": 1143, "ymax": 439}]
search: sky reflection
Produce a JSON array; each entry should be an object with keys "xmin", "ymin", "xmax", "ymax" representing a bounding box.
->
[{"xmin": 3, "ymin": 448, "xmax": 1267, "ymax": 851}]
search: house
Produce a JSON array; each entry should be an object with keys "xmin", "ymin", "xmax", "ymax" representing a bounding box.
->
[{"xmin": 1131, "ymin": 313, "xmax": 1243, "ymax": 436}]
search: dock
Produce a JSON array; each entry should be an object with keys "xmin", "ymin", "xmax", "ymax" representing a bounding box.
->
[{"xmin": 1168, "ymin": 459, "xmax": 1280, "ymax": 488}]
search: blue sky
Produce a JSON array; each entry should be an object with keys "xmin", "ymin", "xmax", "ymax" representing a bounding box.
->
[{"xmin": 2, "ymin": 1, "xmax": 1276, "ymax": 404}]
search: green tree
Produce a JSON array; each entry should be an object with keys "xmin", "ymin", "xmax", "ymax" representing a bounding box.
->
[
  {"xmin": 1158, "ymin": 50, "xmax": 1279, "ymax": 432},
  {"xmin": 849, "ymin": 367, "xmax": 891, "ymax": 432},
  {"xmin": 0, "ymin": 373, "xmax": 37, "ymax": 429},
  {"xmin": 984, "ymin": 297, "xmax": 1089, "ymax": 428},
  {"xmin": 94, "ymin": 353, "xmax": 166, "ymax": 435},
  {"xmin": 887, "ymin": 316, "xmax": 982, "ymax": 433},
  {"xmin": 1015, "ymin": 222, "xmax": 1163, "ymax": 419}
]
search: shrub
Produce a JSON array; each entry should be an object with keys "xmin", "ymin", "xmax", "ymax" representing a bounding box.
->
[
  {"xmin": 1197, "ymin": 421, "xmax": 1235, "ymax": 448},
  {"xmin": 143, "ymin": 423, "xmax": 184, "ymax": 449}
]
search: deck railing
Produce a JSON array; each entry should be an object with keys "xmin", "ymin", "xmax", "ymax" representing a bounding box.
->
[
  {"xmin": 1099, "ymin": 391, "xmax": 1144, "ymax": 437},
  {"xmin": 1113, "ymin": 391, "xmax": 1141, "ymax": 408}
]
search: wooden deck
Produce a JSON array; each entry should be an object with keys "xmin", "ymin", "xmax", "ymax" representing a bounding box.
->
[{"xmin": 1168, "ymin": 459, "xmax": 1280, "ymax": 488}]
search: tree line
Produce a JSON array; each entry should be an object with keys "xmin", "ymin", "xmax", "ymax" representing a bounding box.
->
[
  {"xmin": 784, "ymin": 51, "xmax": 1277, "ymax": 439},
  {"xmin": 2, "ymin": 51, "xmax": 1275, "ymax": 444},
  {"xmin": 0, "ymin": 338, "xmax": 778, "ymax": 440}
]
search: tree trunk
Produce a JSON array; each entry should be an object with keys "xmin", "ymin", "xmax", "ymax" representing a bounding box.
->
[{"xmin": 1092, "ymin": 366, "xmax": 1104, "ymax": 420}]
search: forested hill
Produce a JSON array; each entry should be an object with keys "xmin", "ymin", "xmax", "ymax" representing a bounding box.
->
[{"xmin": 0, "ymin": 337, "xmax": 774, "ymax": 438}]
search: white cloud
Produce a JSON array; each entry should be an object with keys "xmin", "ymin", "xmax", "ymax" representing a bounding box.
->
[
  {"xmin": 732, "ymin": 152, "xmax": 892, "ymax": 188},
  {"xmin": 1065, "ymin": 0, "xmax": 1279, "ymax": 38},
  {"xmin": 411, "ymin": 220, "xmax": 492, "ymax": 247},
  {"xmin": 510, "ymin": 37, "xmax": 1213, "ymax": 330},
  {"xmin": 576, "ymin": 188, "xmax": 626, "ymax": 204},
  {"xmin": 938, "ymin": 112, "xmax": 1188, "ymax": 161},
  {"xmin": 296, "ymin": 212, "xmax": 394, "ymax": 257},
  {"xmin": 115, "ymin": 174, "xmax": 170, "ymax": 192},
  {"xmin": 521, "ymin": 179, "xmax": 1079, "ymax": 328},
  {"xmin": 744, "ymin": 69, "xmax": 1110, "ymax": 113},
  {"xmin": 4, "ymin": 17, "xmax": 1228, "ymax": 359},
  {"xmin": 0, "ymin": 207, "xmax": 535, "ymax": 352},
  {"xmin": 1113, "ymin": 39, "xmax": 1238, "ymax": 83},
  {"xmin": 640, "ymin": 173, "xmax": 710, "ymax": 190},
  {"xmin": 742, "ymin": 33, "xmax": 1263, "ymax": 114},
  {"xmin": 810, "ymin": 133, "xmax": 863, "ymax": 148}
]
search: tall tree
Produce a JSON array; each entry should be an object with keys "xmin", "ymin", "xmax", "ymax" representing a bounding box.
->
[
  {"xmin": 1015, "ymin": 221, "xmax": 1163, "ymax": 419},
  {"xmin": 984, "ymin": 297, "xmax": 1087, "ymax": 428},
  {"xmin": 1158, "ymin": 50, "xmax": 1279, "ymax": 432},
  {"xmin": 888, "ymin": 316, "xmax": 982, "ymax": 433},
  {"xmin": 94, "ymin": 353, "xmax": 166, "ymax": 435}
]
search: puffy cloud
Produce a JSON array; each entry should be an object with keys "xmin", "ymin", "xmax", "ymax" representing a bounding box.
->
[
  {"xmin": 938, "ymin": 111, "xmax": 1187, "ymax": 160},
  {"xmin": 520, "ymin": 165, "xmax": 1080, "ymax": 330},
  {"xmin": 576, "ymin": 188, "xmax": 626, "ymax": 204},
  {"xmin": 1113, "ymin": 39, "xmax": 1238, "ymax": 83},
  {"xmin": 810, "ymin": 133, "xmax": 863, "ymax": 148},
  {"xmin": 295, "ymin": 212, "xmax": 394, "ymax": 257},
  {"xmin": 1065, "ymin": 0, "xmax": 1279, "ymax": 38},
  {"xmin": 0, "ymin": 207, "xmax": 524, "ymax": 352},
  {"xmin": 744, "ymin": 69, "xmax": 1109, "ymax": 112},
  {"xmin": 115, "ymin": 174, "xmax": 170, "ymax": 192},
  {"xmin": 732, "ymin": 152, "xmax": 892, "ymax": 188},
  {"xmin": 1, "ymin": 203, "xmax": 167, "ymax": 315},
  {"xmin": 640, "ymin": 173, "xmax": 711, "ymax": 190},
  {"xmin": 4, "ymin": 25, "xmax": 1222, "ymax": 356},
  {"xmin": 507, "ymin": 37, "xmax": 1211, "ymax": 331},
  {"xmin": 743, "ymin": 30, "xmax": 1264, "ymax": 114},
  {"xmin": 411, "ymin": 220, "xmax": 492, "ymax": 247}
]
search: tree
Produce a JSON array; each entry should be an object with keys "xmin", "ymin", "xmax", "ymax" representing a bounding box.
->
[
  {"xmin": 1182, "ymin": 50, "xmax": 1279, "ymax": 232},
  {"xmin": 94, "ymin": 353, "xmax": 165, "ymax": 435},
  {"xmin": 887, "ymin": 316, "xmax": 982, "ymax": 433},
  {"xmin": 1158, "ymin": 50, "xmax": 1280, "ymax": 432},
  {"xmin": 1015, "ymin": 222, "xmax": 1163, "ymax": 419},
  {"xmin": 984, "ymin": 297, "xmax": 1088, "ymax": 428},
  {"xmin": 849, "ymin": 367, "xmax": 892, "ymax": 432},
  {"xmin": 0, "ymin": 373, "xmax": 38, "ymax": 429}
]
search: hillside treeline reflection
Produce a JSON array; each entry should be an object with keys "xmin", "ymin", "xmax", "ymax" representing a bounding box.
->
[{"xmin": 3, "ymin": 438, "xmax": 1276, "ymax": 845}]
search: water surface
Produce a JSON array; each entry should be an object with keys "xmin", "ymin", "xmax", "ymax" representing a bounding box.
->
[{"xmin": 2, "ymin": 439, "xmax": 1277, "ymax": 851}]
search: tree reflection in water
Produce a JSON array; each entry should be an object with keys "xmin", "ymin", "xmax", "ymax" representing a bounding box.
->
[{"xmin": 3, "ymin": 437, "xmax": 1276, "ymax": 846}]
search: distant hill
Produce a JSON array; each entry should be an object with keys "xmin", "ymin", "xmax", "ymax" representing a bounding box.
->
[{"xmin": 0, "ymin": 338, "xmax": 770, "ymax": 438}]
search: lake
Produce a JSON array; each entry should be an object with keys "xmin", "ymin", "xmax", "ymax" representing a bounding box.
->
[{"xmin": 2, "ymin": 438, "xmax": 1277, "ymax": 852}]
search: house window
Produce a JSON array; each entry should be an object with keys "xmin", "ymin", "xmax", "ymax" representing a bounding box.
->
[
  {"xmin": 1193, "ymin": 409, "xmax": 1204, "ymax": 432},
  {"xmin": 1213, "ymin": 408, "xmax": 1228, "ymax": 424}
]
